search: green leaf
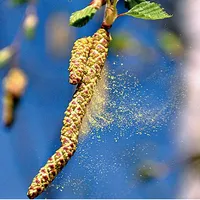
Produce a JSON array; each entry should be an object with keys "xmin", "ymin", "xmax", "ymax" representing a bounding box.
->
[
  {"xmin": 69, "ymin": 5, "xmax": 97, "ymax": 27},
  {"xmin": 11, "ymin": 0, "xmax": 29, "ymax": 6},
  {"xmin": 125, "ymin": 1, "xmax": 172, "ymax": 20},
  {"xmin": 124, "ymin": 0, "xmax": 146, "ymax": 10}
]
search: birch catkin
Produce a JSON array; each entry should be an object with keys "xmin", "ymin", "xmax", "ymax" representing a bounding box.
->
[
  {"xmin": 27, "ymin": 143, "xmax": 76, "ymax": 199},
  {"xmin": 27, "ymin": 28, "xmax": 110, "ymax": 199},
  {"xmin": 3, "ymin": 68, "xmax": 27, "ymax": 98},
  {"xmin": 2, "ymin": 68, "xmax": 27, "ymax": 126},
  {"xmin": 61, "ymin": 28, "xmax": 110, "ymax": 145},
  {"xmin": 69, "ymin": 37, "xmax": 93, "ymax": 84}
]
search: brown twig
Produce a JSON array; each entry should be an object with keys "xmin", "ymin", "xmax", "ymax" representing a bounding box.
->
[
  {"xmin": 90, "ymin": 0, "xmax": 106, "ymax": 9},
  {"xmin": 11, "ymin": 0, "xmax": 37, "ymax": 59},
  {"xmin": 101, "ymin": 0, "xmax": 118, "ymax": 29}
]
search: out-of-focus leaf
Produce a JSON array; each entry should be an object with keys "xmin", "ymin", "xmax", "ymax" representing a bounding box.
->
[
  {"xmin": 124, "ymin": 0, "xmax": 146, "ymax": 10},
  {"xmin": 46, "ymin": 12, "xmax": 73, "ymax": 58},
  {"xmin": 158, "ymin": 30, "xmax": 184, "ymax": 58},
  {"xmin": 125, "ymin": 1, "xmax": 172, "ymax": 20},
  {"xmin": 110, "ymin": 32, "xmax": 142, "ymax": 54},
  {"xmin": 11, "ymin": 0, "xmax": 29, "ymax": 6},
  {"xmin": 69, "ymin": 5, "xmax": 97, "ymax": 27},
  {"xmin": 137, "ymin": 160, "xmax": 169, "ymax": 182}
]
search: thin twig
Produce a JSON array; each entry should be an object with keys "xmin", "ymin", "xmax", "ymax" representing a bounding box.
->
[{"xmin": 11, "ymin": 0, "xmax": 37, "ymax": 67}]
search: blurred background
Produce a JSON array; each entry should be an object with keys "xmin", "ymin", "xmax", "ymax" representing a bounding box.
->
[{"xmin": 0, "ymin": 0, "xmax": 198, "ymax": 198}]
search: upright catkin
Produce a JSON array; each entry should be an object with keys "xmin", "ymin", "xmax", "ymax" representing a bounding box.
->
[
  {"xmin": 69, "ymin": 37, "xmax": 93, "ymax": 84},
  {"xmin": 27, "ymin": 28, "xmax": 111, "ymax": 199}
]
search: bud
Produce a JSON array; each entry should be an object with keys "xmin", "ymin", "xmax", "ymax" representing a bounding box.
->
[
  {"xmin": 91, "ymin": 0, "xmax": 106, "ymax": 9},
  {"xmin": 0, "ymin": 47, "xmax": 14, "ymax": 68},
  {"xmin": 23, "ymin": 14, "xmax": 38, "ymax": 39}
]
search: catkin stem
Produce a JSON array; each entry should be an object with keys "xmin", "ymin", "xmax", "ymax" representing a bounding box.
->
[{"xmin": 102, "ymin": 0, "xmax": 118, "ymax": 28}]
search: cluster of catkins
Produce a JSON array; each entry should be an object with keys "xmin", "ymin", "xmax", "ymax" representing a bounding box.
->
[{"xmin": 27, "ymin": 28, "xmax": 111, "ymax": 199}]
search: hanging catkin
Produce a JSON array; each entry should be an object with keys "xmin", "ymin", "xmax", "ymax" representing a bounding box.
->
[
  {"xmin": 69, "ymin": 37, "xmax": 93, "ymax": 84},
  {"xmin": 61, "ymin": 28, "xmax": 110, "ymax": 145},
  {"xmin": 27, "ymin": 28, "xmax": 111, "ymax": 199},
  {"xmin": 2, "ymin": 68, "xmax": 27, "ymax": 126},
  {"xmin": 27, "ymin": 143, "xmax": 76, "ymax": 199}
]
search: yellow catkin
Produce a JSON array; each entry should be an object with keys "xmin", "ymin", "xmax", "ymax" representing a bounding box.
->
[
  {"xmin": 2, "ymin": 68, "xmax": 27, "ymax": 126},
  {"xmin": 61, "ymin": 28, "xmax": 110, "ymax": 144},
  {"xmin": 69, "ymin": 37, "xmax": 93, "ymax": 84},
  {"xmin": 27, "ymin": 28, "xmax": 111, "ymax": 199},
  {"xmin": 3, "ymin": 68, "xmax": 27, "ymax": 98},
  {"xmin": 27, "ymin": 143, "xmax": 76, "ymax": 199}
]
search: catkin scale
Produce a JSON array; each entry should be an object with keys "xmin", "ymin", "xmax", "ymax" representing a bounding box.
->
[
  {"xmin": 69, "ymin": 37, "xmax": 93, "ymax": 84},
  {"xmin": 27, "ymin": 28, "xmax": 110, "ymax": 199}
]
